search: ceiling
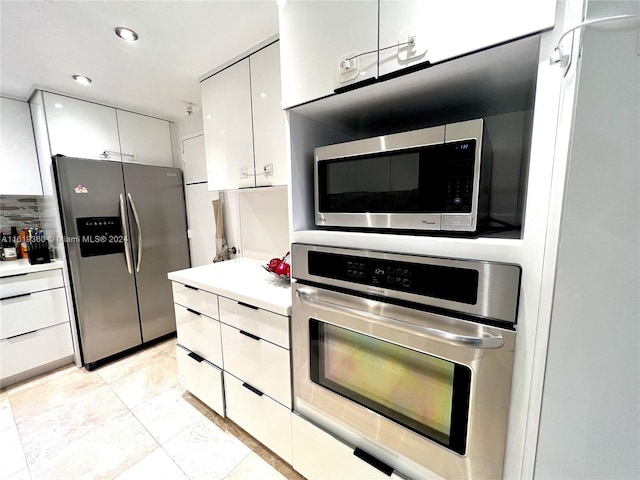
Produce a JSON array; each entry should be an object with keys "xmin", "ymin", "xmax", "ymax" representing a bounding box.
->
[{"xmin": 0, "ymin": 1, "xmax": 279, "ymax": 121}]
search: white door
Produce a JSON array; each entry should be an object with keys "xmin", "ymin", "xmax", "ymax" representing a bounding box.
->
[
  {"xmin": 201, "ymin": 58, "xmax": 255, "ymax": 190},
  {"xmin": 116, "ymin": 110, "xmax": 173, "ymax": 167},
  {"xmin": 250, "ymin": 42, "xmax": 288, "ymax": 187},
  {"xmin": 182, "ymin": 133, "xmax": 207, "ymax": 184},
  {"xmin": 185, "ymin": 183, "xmax": 218, "ymax": 267},
  {"xmin": 42, "ymin": 92, "xmax": 120, "ymax": 160},
  {"xmin": 0, "ymin": 97, "xmax": 42, "ymax": 195}
]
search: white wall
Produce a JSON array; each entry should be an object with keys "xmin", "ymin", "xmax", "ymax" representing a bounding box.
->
[{"xmin": 534, "ymin": 2, "xmax": 640, "ymax": 478}]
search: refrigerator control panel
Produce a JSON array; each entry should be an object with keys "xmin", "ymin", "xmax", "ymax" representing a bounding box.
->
[{"xmin": 76, "ymin": 217, "xmax": 125, "ymax": 257}]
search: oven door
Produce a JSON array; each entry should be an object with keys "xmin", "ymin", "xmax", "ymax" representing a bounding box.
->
[{"xmin": 292, "ymin": 282, "xmax": 516, "ymax": 480}]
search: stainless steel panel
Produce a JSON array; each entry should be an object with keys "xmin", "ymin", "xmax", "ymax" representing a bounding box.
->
[
  {"xmin": 292, "ymin": 282, "xmax": 517, "ymax": 480},
  {"xmin": 123, "ymin": 164, "xmax": 190, "ymax": 342},
  {"xmin": 291, "ymin": 243, "xmax": 521, "ymax": 323},
  {"xmin": 54, "ymin": 157, "xmax": 141, "ymax": 364}
]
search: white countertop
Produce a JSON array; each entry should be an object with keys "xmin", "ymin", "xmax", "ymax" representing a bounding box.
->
[
  {"xmin": 168, "ymin": 258, "xmax": 292, "ymax": 316},
  {"xmin": 0, "ymin": 258, "xmax": 64, "ymax": 278}
]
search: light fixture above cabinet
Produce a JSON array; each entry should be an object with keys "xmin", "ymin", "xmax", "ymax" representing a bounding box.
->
[
  {"xmin": 72, "ymin": 75, "xmax": 92, "ymax": 85},
  {"xmin": 115, "ymin": 26, "xmax": 139, "ymax": 42}
]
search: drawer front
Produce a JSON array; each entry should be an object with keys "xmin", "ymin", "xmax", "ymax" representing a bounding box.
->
[
  {"xmin": 171, "ymin": 282, "xmax": 219, "ymax": 320},
  {"xmin": 218, "ymin": 296, "xmax": 289, "ymax": 349},
  {"xmin": 224, "ymin": 371, "xmax": 292, "ymax": 464},
  {"xmin": 0, "ymin": 269, "xmax": 64, "ymax": 298},
  {"xmin": 1, "ymin": 287, "xmax": 69, "ymax": 340},
  {"xmin": 176, "ymin": 345, "xmax": 225, "ymax": 417},
  {"xmin": 0, "ymin": 322, "xmax": 73, "ymax": 381},
  {"xmin": 174, "ymin": 303, "xmax": 222, "ymax": 367},
  {"xmin": 221, "ymin": 323, "xmax": 291, "ymax": 408},
  {"xmin": 292, "ymin": 415, "xmax": 404, "ymax": 480}
]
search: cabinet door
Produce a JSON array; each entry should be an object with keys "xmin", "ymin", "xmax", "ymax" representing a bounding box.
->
[
  {"xmin": 202, "ymin": 59, "xmax": 255, "ymax": 190},
  {"xmin": 278, "ymin": 0, "xmax": 378, "ymax": 108},
  {"xmin": 0, "ymin": 97, "xmax": 42, "ymax": 195},
  {"xmin": 250, "ymin": 43, "xmax": 288, "ymax": 187},
  {"xmin": 116, "ymin": 110, "xmax": 173, "ymax": 167},
  {"xmin": 378, "ymin": 0, "xmax": 557, "ymax": 77},
  {"xmin": 42, "ymin": 92, "xmax": 120, "ymax": 161},
  {"xmin": 182, "ymin": 133, "xmax": 207, "ymax": 184}
]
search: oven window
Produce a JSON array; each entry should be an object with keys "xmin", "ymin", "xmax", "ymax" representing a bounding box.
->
[{"xmin": 309, "ymin": 319, "xmax": 471, "ymax": 454}]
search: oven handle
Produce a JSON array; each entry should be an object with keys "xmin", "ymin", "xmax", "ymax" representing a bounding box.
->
[{"xmin": 296, "ymin": 289, "xmax": 505, "ymax": 349}]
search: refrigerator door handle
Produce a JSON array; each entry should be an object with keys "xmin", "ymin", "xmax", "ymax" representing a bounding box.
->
[
  {"xmin": 119, "ymin": 194, "xmax": 133, "ymax": 275},
  {"xmin": 127, "ymin": 192, "xmax": 143, "ymax": 273}
]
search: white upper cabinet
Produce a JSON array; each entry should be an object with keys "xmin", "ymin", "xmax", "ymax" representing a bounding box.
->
[
  {"xmin": 42, "ymin": 92, "xmax": 120, "ymax": 161},
  {"xmin": 202, "ymin": 58, "xmax": 255, "ymax": 190},
  {"xmin": 182, "ymin": 134, "xmax": 207, "ymax": 184},
  {"xmin": 202, "ymin": 41, "xmax": 288, "ymax": 190},
  {"xmin": 0, "ymin": 97, "xmax": 42, "ymax": 195},
  {"xmin": 116, "ymin": 110, "xmax": 173, "ymax": 167},
  {"xmin": 250, "ymin": 42, "xmax": 288, "ymax": 187},
  {"xmin": 378, "ymin": 0, "xmax": 558, "ymax": 77},
  {"xmin": 278, "ymin": 1, "xmax": 378, "ymax": 108}
]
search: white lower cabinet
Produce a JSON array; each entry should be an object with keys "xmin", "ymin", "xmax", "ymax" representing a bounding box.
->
[
  {"xmin": 292, "ymin": 414, "xmax": 404, "ymax": 480},
  {"xmin": 174, "ymin": 303, "xmax": 223, "ymax": 368},
  {"xmin": 0, "ymin": 269, "xmax": 73, "ymax": 386},
  {"xmin": 224, "ymin": 371, "xmax": 292, "ymax": 464},
  {"xmin": 176, "ymin": 344, "xmax": 225, "ymax": 416}
]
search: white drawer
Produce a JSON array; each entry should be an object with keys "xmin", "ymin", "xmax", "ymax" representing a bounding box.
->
[
  {"xmin": 292, "ymin": 415, "xmax": 405, "ymax": 480},
  {"xmin": 0, "ymin": 269, "xmax": 64, "ymax": 298},
  {"xmin": 176, "ymin": 344, "xmax": 225, "ymax": 417},
  {"xmin": 174, "ymin": 303, "xmax": 223, "ymax": 368},
  {"xmin": 0, "ymin": 322, "xmax": 73, "ymax": 382},
  {"xmin": 218, "ymin": 296, "xmax": 289, "ymax": 349},
  {"xmin": 224, "ymin": 371, "xmax": 292, "ymax": 464},
  {"xmin": 171, "ymin": 282, "xmax": 218, "ymax": 320},
  {"xmin": 1, "ymin": 287, "xmax": 69, "ymax": 340},
  {"xmin": 221, "ymin": 322, "xmax": 291, "ymax": 408}
]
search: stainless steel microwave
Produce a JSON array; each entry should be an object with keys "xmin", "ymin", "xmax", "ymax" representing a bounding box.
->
[{"xmin": 314, "ymin": 119, "xmax": 491, "ymax": 232}]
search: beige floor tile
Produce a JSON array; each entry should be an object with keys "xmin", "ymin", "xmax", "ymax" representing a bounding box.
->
[
  {"xmin": 107, "ymin": 355, "xmax": 179, "ymax": 409},
  {"xmin": 132, "ymin": 385, "xmax": 201, "ymax": 444},
  {"xmin": 18, "ymin": 384, "xmax": 129, "ymax": 466},
  {"xmin": 2, "ymin": 468, "xmax": 30, "ymax": 480},
  {"xmin": 28, "ymin": 411, "xmax": 157, "ymax": 480},
  {"xmin": 0, "ymin": 395, "xmax": 15, "ymax": 432},
  {"xmin": 114, "ymin": 446, "xmax": 188, "ymax": 480},
  {"xmin": 225, "ymin": 452, "xmax": 287, "ymax": 480},
  {"xmin": 154, "ymin": 336, "xmax": 177, "ymax": 357},
  {"xmin": 252, "ymin": 443, "xmax": 306, "ymax": 480},
  {"xmin": 8, "ymin": 365, "xmax": 104, "ymax": 424},
  {"xmin": 0, "ymin": 425, "xmax": 27, "ymax": 479},
  {"xmin": 95, "ymin": 346, "xmax": 167, "ymax": 385},
  {"xmin": 163, "ymin": 418, "xmax": 252, "ymax": 480}
]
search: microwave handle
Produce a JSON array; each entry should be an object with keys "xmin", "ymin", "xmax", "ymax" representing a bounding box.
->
[{"xmin": 295, "ymin": 288, "xmax": 504, "ymax": 349}]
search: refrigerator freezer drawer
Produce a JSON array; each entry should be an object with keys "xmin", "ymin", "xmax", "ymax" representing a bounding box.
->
[{"xmin": 176, "ymin": 344, "xmax": 225, "ymax": 417}]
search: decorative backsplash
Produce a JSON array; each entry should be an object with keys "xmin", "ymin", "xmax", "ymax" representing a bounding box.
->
[{"xmin": 0, "ymin": 195, "xmax": 42, "ymax": 234}]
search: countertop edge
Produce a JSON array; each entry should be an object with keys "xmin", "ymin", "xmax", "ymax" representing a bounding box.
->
[{"xmin": 0, "ymin": 259, "xmax": 65, "ymax": 278}]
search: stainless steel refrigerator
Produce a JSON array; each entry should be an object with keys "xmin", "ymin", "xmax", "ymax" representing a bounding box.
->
[{"xmin": 54, "ymin": 156, "xmax": 190, "ymax": 368}]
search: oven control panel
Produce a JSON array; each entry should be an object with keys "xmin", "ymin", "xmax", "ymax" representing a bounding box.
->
[{"xmin": 313, "ymin": 252, "xmax": 479, "ymax": 305}]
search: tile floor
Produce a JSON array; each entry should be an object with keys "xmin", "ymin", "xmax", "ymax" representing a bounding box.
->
[{"xmin": 0, "ymin": 337, "xmax": 305, "ymax": 480}]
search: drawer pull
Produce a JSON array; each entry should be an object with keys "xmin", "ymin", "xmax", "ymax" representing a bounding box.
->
[
  {"xmin": 1, "ymin": 292, "xmax": 32, "ymax": 302},
  {"xmin": 242, "ymin": 382, "xmax": 264, "ymax": 397},
  {"xmin": 187, "ymin": 351, "xmax": 205, "ymax": 363},
  {"xmin": 239, "ymin": 330, "xmax": 260, "ymax": 341},
  {"xmin": 237, "ymin": 301, "xmax": 258, "ymax": 310},
  {"xmin": 186, "ymin": 308, "xmax": 201, "ymax": 316},
  {"xmin": 353, "ymin": 448, "xmax": 394, "ymax": 477},
  {"xmin": 6, "ymin": 329, "xmax": 38, "ymax": 340},
  {"xmin": 185, "ymin": 285, "xmax": 198, "ymax": 291}
]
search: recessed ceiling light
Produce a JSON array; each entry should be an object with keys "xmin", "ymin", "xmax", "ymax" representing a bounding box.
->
[
  {"xmin": 115, "ymin": 27, "xmax": 138, "ymax": 41},
  {"xmin": 72, "ymin": 75, "xmax": 92, "ymax": 85},
  {"xmin": 53, "ymin": 103, "xmax": 63, "ymax": 109}
]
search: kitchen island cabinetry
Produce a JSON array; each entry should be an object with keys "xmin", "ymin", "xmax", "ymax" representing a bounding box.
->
[
  {"xmin": 201, "ymin": 41, "xmax": 287, "ymax": 190},
  {"xmin": 0, "ymin": 263, "xmax": 73, "ymax": 387},
  {"xmin": 0, "ymin": 97, "xmax": 43, "ymax": 195},
  {"xmin": 36, "ymin": 91, "xmax": 173, "ymax": 166}
]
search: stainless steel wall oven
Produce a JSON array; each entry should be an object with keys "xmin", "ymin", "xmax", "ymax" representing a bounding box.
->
[{"xmin": 291, "ymin": 244, "xmax": 521, "ymax": 479}]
